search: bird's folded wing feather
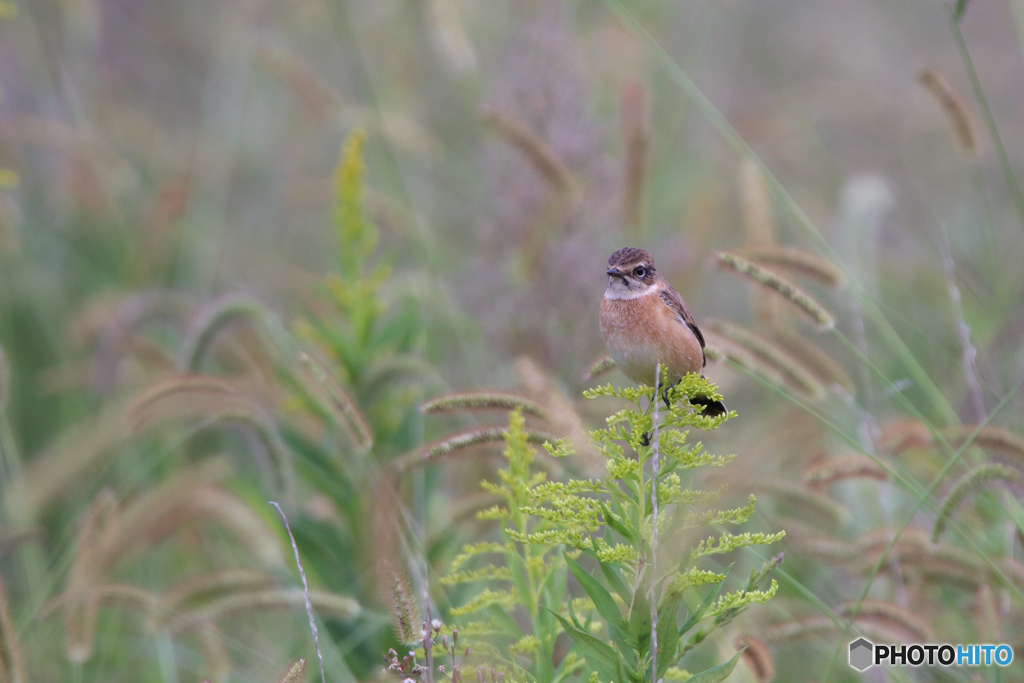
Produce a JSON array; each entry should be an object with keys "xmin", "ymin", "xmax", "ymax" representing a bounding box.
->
[{"xmin": 659, "ymin": 288, "xmax": 707, "ymax": 367}]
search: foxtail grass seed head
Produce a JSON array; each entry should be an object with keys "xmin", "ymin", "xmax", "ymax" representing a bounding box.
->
[
  {"xmin": 735, "ymin": 636, "xmax": 773, "ymax": 683},
  {"xmin": 771, "ymin": 328, "xmax": 854, "ymax": 392},
  {"xmin": 707, "ymin": 319, "xmax": 825, "ymax": 399},
  {"xmin": 419, "ymin": 391, "xmax": 546, "ymax": 418},
  {"xmin": 737, "ymin": 246, "xmax": 843, "ymax": 288},
  {"xmin": 277, "ymin": 659, "xmax": 307, "ymax": 683},
  {"xmin": 481, "ymin": 108, "xmax": 578, "ymax": 198},
  {"xmin": 939, "ymin": 424, "xmax": 1024, "ymax": 462},
  {"xmin": 918, "ymin": 67, "xmax": 979, "ymax": 153},
  {"xmin": 583, "ymin": 353, "xmax": 617, "ymax": 381},
  {"xmin": 381, "ymin": 560, "xmax": 421, "ymax": 645},
  {"xmin": 802, "ymin": 454, "xmax": 887, "ymax": 487},
  {"xmin": 879, "ymin": 419, "xmax": 934, "ymax": 454},
  {"xmin": 419, "ymin": 426, "xmax": 557, "ymax": 464},
  {"xmin": 932, "ymin": 464, "xmax": 1024, "ymax": 541},
  {"xmin": 180, "ymin": 294, "xmax": 271, "ymax": 373},
  {"xmin": 297, "ymin": 352, "xmax": 374, "ymax": 450},
  {"xmin": 837, "ymin": 600, "xmax": 933, "ymax": 642},
  {"xmin": 714, "ymin": 252, "xmax": 835, "ymax": 331}
]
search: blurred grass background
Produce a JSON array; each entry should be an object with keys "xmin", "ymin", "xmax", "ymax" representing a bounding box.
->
[{"xmin": 2, "ymin": 0, "xmax": 1024, "ymax": 680}]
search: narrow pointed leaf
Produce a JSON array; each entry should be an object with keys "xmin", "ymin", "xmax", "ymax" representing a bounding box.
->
[{"xmin": 550, "ymin": 611, "xmax": 620, "ymax": 683}]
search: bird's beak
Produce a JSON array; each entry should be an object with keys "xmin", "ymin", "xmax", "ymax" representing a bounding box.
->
[{"xmin": 606, "ymin": 268, "xmax": 625, "ymax": 278}]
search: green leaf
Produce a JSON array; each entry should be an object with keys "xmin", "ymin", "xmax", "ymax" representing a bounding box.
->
[
  {"xmin": 655, "ymin": 590, "xmax": 684, "ymax": 674},
  {"xmin": 599, "ymin": 558, "xmax": 632, "ymax": 605},
  {"xmin": 565, "ymin": 554, "xmax": 626, "ymax": 631},
  {"xmin": 565, "ymin": 553, "xmax": 635, "ymax": 666},
  {"xmin": 599, "ymin": 500, "xmax": 635, "ymax": 544},
  {"xmin": 486, "ymin": 604, "xmax": 524, "ymax": 638},
  {"xmin": 683, "ymin": 649, "xmax": 744, "ymax": 683},
  {"xmin": 550, "ymin": 611, "xmax": 620, "ymax": 683},
  {"xmin": 628, "ymin": 582, "xmax": 650, "ymax": 650}
]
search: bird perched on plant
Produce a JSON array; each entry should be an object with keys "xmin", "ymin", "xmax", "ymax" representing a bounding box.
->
[{"xmin": 600, "ymin": 247, "xmax": 727, "ymax": 417}]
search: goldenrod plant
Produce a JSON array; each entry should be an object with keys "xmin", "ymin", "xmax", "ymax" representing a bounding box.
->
[{"xmin": 421, "ymin": 372, "xmax": 784, "ymax": 683}]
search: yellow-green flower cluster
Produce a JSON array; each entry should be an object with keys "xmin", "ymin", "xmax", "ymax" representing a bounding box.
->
[
  {"xmin": 682, "ymin": 494, "xmax": 758, "ymax": 529},
  {"xmin": 706, "ymin": 580, "xmax": 779, "ymax": 618},
  {"xmin": 691, "ymin": 531, "xmax": 787, "ymax": 561},
  {"xmin": 439, "ymin": 565, "xmax": 514, "ymax": 586},
  {"xmin": 668, "ymin": 567, "xmax": 727, "ymax": 594}
]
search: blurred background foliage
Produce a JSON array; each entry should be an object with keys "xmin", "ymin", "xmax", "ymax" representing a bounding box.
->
[{"xmin": 1, "ymin": 0, "xmax": 1024, "ymax": 680}]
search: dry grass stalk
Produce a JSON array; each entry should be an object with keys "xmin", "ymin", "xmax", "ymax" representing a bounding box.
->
[
  {"xmin": 738, "ymin": 247, "xmax": 843, "ymax": 288},
  {"xmin": 583, "ymin": 353, "xmax": 617, "ymax": 381},
  {"xmin": 621, "ymin": 81, "xmax": 648, "ymax": 233},
  {"xmin": 419, "ymin": 391, "xmax": 546, "ymax": 418},
  {"xmin": 165, "ymin": 587, "xmax": 360, "ymax": 636},
  {"xmin": 973, "ymin": 584, "xmax": 999, "ymax": 642},
  {"xmin": 271, "ymin": 501, "xmax": 327, "ymax": 683},
  {"xmin": 0, "ymin": 573, "xmax": 25, "ymax": 683},
  {"xmin": 296, "ymin": 352, "xmax": 374, "ymax": 450},
  {"xmin": 735, "ymin": 635, "xmax": 774, "ymax": 682},
  {"xmin": 802, "ymin": 454, "xmax": 887, "ymax": 488},
  {"xmin": 277, "ymin": 660, "xmax": 307, "ymax": 683},
  {"xmin": 480, "ymin": 109, "xmax": 578, "ymax": 198},
  {"xmin": 707, "ymin": 319, "xmax": 825, "ymax": 399},
  {"xmin": 714, "ymin": 252, "xmax": 835, "ymax": 331},
  {"xmin": 771, "ymin": 329, "xmax": 854, "ymax": 393},
  {"xmin": 837, "ymin": 600, "xmax": 933, "ymax": 642},
  {"xmin": 918, "ymin": 68, "xmax": 979, "ymax": 153}
]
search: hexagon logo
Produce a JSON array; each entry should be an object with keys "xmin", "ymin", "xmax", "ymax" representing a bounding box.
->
[{"xmin": 849, "ymin": 638, "xmax": 874, "ymax": 671}]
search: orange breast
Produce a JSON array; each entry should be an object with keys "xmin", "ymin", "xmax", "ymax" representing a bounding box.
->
[{"xmin": 600, "ymin": 294, "xmax": 704, "ymax": 386}]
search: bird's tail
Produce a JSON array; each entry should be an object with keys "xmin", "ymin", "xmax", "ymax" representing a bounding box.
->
[{"xmin": 690, "ymin": 395, "xmax": 728, "ymax": 418}]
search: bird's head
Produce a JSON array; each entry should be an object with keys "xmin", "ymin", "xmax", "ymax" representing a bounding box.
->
[{"xmin": 605, "ymin": 247, "xmax": 658, "ymax": 299}]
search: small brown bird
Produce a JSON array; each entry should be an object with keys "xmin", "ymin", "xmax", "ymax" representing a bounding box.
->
[{"xmin": 600, "ymin": 247, "xmax": 727, "ymax": 417}]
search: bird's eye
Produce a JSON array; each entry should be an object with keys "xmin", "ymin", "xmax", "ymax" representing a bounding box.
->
[{"xmin": 635, "ymin": 266, "xmax": 647, "ymax": 278}]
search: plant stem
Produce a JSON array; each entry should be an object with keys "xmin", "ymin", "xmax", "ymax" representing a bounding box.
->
[{"xmin": 649, "ymin": 365, "xmax": 660, "ymax": 683}]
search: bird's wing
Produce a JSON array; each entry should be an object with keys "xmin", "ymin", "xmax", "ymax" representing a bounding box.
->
[{"xmin": 659, "ymin": 287, "xmax": 706, "ymax": 367}]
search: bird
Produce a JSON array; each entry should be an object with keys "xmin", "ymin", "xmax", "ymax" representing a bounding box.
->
[{"xmin": 599, "ymin": 247, "xmax": 727, "ymax": 418}]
